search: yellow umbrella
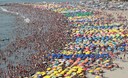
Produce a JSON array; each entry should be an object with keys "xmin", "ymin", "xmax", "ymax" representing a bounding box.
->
[
  {"xmin": 95, "ymin": 68, "xmax": 101, "ymax": 71},
  {"xmin": 56, "ymin": 73, "xmax": 62, "ymax": 77},
  {"xmin": 60, "ymin": 70, "xmax": 67, "ymax": 75},
  {"xmin": 95, "ymin": 76, "xmax": 100, "ymax": 78},
  {"xmin": 126, "ymin": 34, "xmax": 128, "ymax": 37},
  {"xmin": 36, "ymin": 72, "xmax": 41, "ymax": 75},
  {"xmin": 86, "ymin": 51, "xmax": 91, "ymax": 54},
  {"xmin": 71, "ymin": 68, "xmax": 77, "ymax": 72},
  {"xmin": 53, "ymin": 71, "xmax": 58, "ymax": 74},
  {"xmin": 103, "ymin": 60, "xmax": 110, "ymax": 63},
  {"xmin": 77, "ymin": 69, "xmax": 82, "ymax": 74},
  {"xmin": 43, "ymin": 76, "xmax": 51, "ymax": 78},
  {"xmin": 89, "ymin": 69, "xmax": 94, "ymax": 73},
  {"xmin": 58, "ymin": 69, "xmax": 62, "ymax": 72},
  {"xmin": 66, "ymin": 71, "xmax": 72, "ymax": 75},
  {"xmin": 78, "ymin": 51, "xmax": 81, "ymax": 54},
  {"xmin": 41, "ymin": 72, "xmax": 46, "ymax": 76},
  {"xmin": 65, "ymin": 76, "xmax": 71, "ymax": 78},
  {"xmin": 73, "ymin": 66, "xmax": 78, "ymax": 69},
  {"xmin": 47, "ymin": 68, "xmax": 51, "ymax": 71}
]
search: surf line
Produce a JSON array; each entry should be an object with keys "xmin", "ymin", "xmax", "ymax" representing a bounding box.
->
[{"xmin": 0, "ymin": 7, "xmax": 30, "ymax": 23}]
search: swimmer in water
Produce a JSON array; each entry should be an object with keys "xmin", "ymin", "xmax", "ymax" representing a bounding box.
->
[{"xmin": 0, "ymin": 38, "xmax": 9, "ymax": 41}]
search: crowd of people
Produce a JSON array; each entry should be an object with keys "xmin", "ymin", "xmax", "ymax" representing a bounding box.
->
[
  {"xmin": 0, "ymin": 1, "xmax": 127, "ymax": 78},
  {"xmin": 0, "ymin": 3, "xmax": 69, "ymax": 78},
  {"xmin": 30, "ymin": 1, "xmax": 128, "ymax": 78}
]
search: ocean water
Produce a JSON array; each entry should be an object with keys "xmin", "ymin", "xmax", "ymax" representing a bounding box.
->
[
  {"xmin": 0, "ymin": 0, "xmax": 76, "ymax": 70},
  {"xmin": 0, "ymin": 0, "xmax": 76, "ymax": 49},
  {"xmin": 0, "ymin": 11, "xmax": 16, "ymax": 49},
  {"xmin": 0, "ymin": 0, "xmax": 76, "ymax": 3}
]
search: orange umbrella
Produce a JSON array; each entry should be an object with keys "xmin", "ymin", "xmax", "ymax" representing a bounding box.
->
[
  {"xmin": 71, "ymin": 58, "xmax": 81, "ymax": 67},
  {"xmin": 78, "ymin": 58, "xmax": 88, "ymax": 66}
]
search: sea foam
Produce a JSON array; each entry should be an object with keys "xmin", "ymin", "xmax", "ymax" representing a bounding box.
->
[
  {"xmin": 1, "ymin": 7, "xmax": 30, "ymax": 23},
  {"xmin": 0, "ymin": 7, "xmax": 9, "ymax": 12}
]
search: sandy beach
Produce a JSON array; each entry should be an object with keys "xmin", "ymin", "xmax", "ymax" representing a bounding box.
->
[
  {"xmin": 104, "ymin": 11, "xmax": 128, "ymax": 78},
  {"xmin": 87, "ymin": 55, "xmax": 128, "ymax": 78},
  {"xmin": 0, "ymin": 1, "xmax": 128, "ymax": 78},
  {"xmin": 104, "ymin": 10, "xmax": 128, "ymax": 19},
  {"xmin": 105, "ymin": 60, "xmax": 128, "ymax": 78}
]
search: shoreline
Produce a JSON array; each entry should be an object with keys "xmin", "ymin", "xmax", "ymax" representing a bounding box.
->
[
  {"xmin": 0, "ymin": 1, "xmax": 128, "ymax": 78},
  {"xmin": 0, "ymin": 7, "xmax": 31, "ymax": 23},
  {"xmin": 0, "ymin": 3, "xmax": 69, "ymax": 77}
]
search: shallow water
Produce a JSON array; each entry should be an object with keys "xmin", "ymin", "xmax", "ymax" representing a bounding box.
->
[
  {"xmin": 0, "ymin": 11, "xmax": 16, "ymax": 49},
  {"xmin": 0, "ymin": 0, "xmax": 75, "ymax": 49},
  {"xmin": 0, "ymin": 0, "xmax": 76, "ymax": 3},
  {"xmin": 0, "ymin": 0, "xmax": 72, "ymax": 76}
]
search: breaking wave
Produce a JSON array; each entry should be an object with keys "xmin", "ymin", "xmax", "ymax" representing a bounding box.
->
[{"xmin": 0, "ymin": 7, "xmax": 30, "ymax": 23}]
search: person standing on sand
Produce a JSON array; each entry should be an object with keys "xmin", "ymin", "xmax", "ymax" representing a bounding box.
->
[{"xmin": 123, "ymin": 51, "xmax": 126, "ymax": 61}]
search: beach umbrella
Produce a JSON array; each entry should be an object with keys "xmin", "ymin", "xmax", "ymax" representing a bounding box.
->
[
  {"xmin": 60, "ymin": 69, "xmax": 68, "ymax": 75},
  {"xmin": 36, "ymin": 72, "xmax": 42, "ymax": 75},
  {"xmin": 47, "ymin": 68, "xmax": 51, "ymax": 71},
  {"xmin": 76, "ymin": 70, "xmax": 82, "ymax": 74},
  {"xmin": 43, "ymin": 76, "xmax": 51, "ymax": 78},
  {"xmin": 95, "ymin": 67, "xmax": 101, "ymax": 71},
  {"xmin": 86, "ymin": 51, "xmax": 91, "ymax": 54},
  {"xmin": 95, "ymin": 76, "xmax": 100, "ymax": 78},
  {"xmin": 66, "ymin": 71, "xmax": 72, "ymax": 76},
  {"xmin": 41, "ymin": 72, "xmax": 46, "ymax": 76},
  {"xmin": 58, "ymin": 68, "xmax": 62, "ymax": 72},
  {"xmin": 56, "ymin": 73, "xmax": 61, "ymax": 77},
  {"xmin": 88, "ymin": 69, "xmax": 94, "ymax": 73},
  {"xmin": 103, "ymin": 60, "xmax": 110, "ymax": 64},
  {"xmin": 71, "ymin": 68, "xmax": 77, "ymax": 72},
  {"xmin": 65, "ymin": 76, "xmax": 71, "ymax": 78}
]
